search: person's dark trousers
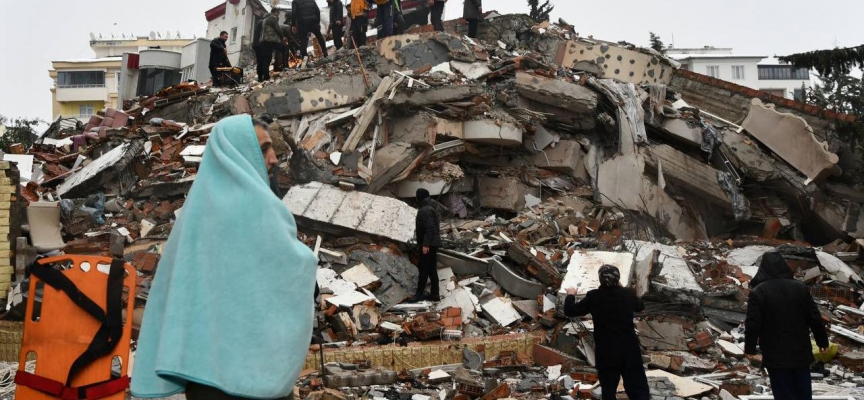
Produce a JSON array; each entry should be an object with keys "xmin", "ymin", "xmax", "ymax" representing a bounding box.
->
[
  {"xmin": 209, "ymin": 66, "xmax": 220, "ymax": 86},
  {"xmin": 273, "ymin": 46, "xmax": 286, "ymax": 72},
  {"xmin": 186, "ymin": 382, "xmax": 293, "ymax": 400},
  {"xmin": 378, "ymin": 2, "xmax": 394, "ymax": 39},
  {"xmin": 597, "ymin": 367, "xmax": 650, "ymax": 400},
  {"xmin": 351, "ymin": 16, "xmax": 368, "ymax": 46},
  {"xmin": 332, "ymin": 25, "xmax": 344, "ymax": 50},
  {"xmin": 767, "ymin": 367, "xmax": 812, "ymax": 400},
  {"xmin": 466, "ymin": 18, "xmax": 478, "ymax": 38},
  {"xmin": 431, "ymin": 2, "xmax": 444, "ymax": 31},
  {"xmin": 415, "ymin": 247, "xmax": 439, "ymax": 300},
  {"xmin": 298, "ymin": 21, "xmax": 329, "ymax": 58},
  {"xmin": 255, "ymin": 43, "xmax": 276, "ymax": 81}
]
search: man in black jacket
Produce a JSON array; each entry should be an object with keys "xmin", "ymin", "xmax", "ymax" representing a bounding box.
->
[
  {"xmin": 292, "ymin": 0, "xmax": 329, "ymax": 58},
  {"xmin": 412, "ymin": 188, "xmax": 441, "ymax": 302},
  {"xmin": 209, "ymin": 31, "xmax": 230, "ymax": 86},
  {"xmin": 745, "ymin": 252, "xmax": 829, "ymax": 400},
  {"xmin": 564, "ymin": 265, "xmax": 650, "ymax": 400},
  {"xmin": 327, "ymin": 0, "xmax": 345, "ymax": 50}
]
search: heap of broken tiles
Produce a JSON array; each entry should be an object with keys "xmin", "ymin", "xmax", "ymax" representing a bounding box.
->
[{"xmin": 5, "ymin": 12, "xmax": 864, "ymax": 400}]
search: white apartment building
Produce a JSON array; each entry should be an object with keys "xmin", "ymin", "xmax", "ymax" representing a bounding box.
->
[
  {"xmin": 667, "ymin": 46, "xmax": 812, "ymax": 101},
  {"xmin": 205, "ymin": 0, "xmax": 269, "ymax": 66}
]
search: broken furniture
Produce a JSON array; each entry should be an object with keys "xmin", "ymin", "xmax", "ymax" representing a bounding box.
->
[{"xmin": 25, "ymin": 202, "xmax": 65, "ymax": 253}]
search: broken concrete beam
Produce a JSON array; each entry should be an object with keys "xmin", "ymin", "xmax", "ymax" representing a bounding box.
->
[
  {"xmin": 463, "ymin": 120, "xmax": 523, "ymax": 147},
  {"xmin": 368, "ymin": 143, "xmax": 421, "ymax": 193},
  {"xmin": 561, "ymin": 251, "xmax": 634, "ymax": 294},
  {"xmin": 488, "ymin": 257, "xmax": 544, "ymax": 299},
  {"xmin": 555, "ymin": 40, "xmax": 674, "ymax": 85},
  {"xmin": 476, "ymin": 177, "xmax": 539, "ymax": 213},
  {"xmin": 626, "ymin": 241, "xmax": 704, "ymax": 306},
  {"xmin": 742, "ymin": 98, "xmax": 840, "ymax": 183},
  {"xmin": 659, "ymin": 118, "xmax": 704, "ymax": 147},
  {"xmin": 532, "ymin": 140, "xmax": 586, "ymax": 178},
  {"xmin": 597, "ymin": 153, "xmax": 706, "ymax": 241},
  {"xmin": 387, "ymin": 84, "xmax": 485, "ymax": 108},
  {"xmin": 438, "ymin": 250, "xmax": 489, "ymax": 276},
  {"xmin": 58, "ymin": 142, "xmax": 132, "ymax": 198},
  {"xmin": 515, "ymin": 97, "xmax": 597, "ymax": 131},
  {"xmin": 283, "ymin": 181, "xmax": 416, "ymax": 243},
  {"xmin": 515, "ymin": 72, "xmax": 598, "ymax": 114},
  {"xmin": 506, "ymin": 244, "xmax": 563, "ymax": 289},
  {"xmin": 343, "ymin": 76, "xmax": 396, "ymax": 153},
  {"xmin": 641, "ymin": 144, "xmax": 733, "ymax": 208},
  {"xmin": 250, "ymin": 73, "xmax": 380, "ymax": 118},
  {"xmin": 720, "ymin": 129, "xmax": 777, "ymax": 182}
]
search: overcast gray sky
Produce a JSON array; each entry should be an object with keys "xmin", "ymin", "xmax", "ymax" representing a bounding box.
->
[{"xmin": 2, "ymin": 0, "xmax": 862, "ymax": 123}]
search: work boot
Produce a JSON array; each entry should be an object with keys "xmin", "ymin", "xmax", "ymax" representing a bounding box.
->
[
  {"xmin": 427, "ymin": 294, "xmax": 440, "ymax": 302},
  {"xmin": 407, "ymin": 294, "xmax": 425, "ymax": 303}
]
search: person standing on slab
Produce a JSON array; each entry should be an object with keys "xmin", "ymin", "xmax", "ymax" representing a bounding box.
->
[
  {"xmin": 256, "ymin": 9, "xmax": 285, "ymax": 82},
  {"xmin": 412, "ymin": 188, "xmax": 441, "ymax": 302},
  {"xmin": 209, "ymin": 31, "xmax": 230, "ymax": 86},
  {"xmin": 563, "ymin": 265, "xmax": 650, "ymax": 400},
  {"xmin": 327, "ymin": 0, "xmax": 345, "ymax": 50},
  {"xmin": 292, "ymin": 0, "xmax": 329, "ymax": 58},
  {"xmin": 462, "ymin": 0, "xmax": 481, "ymax": 38},
  {"xmin": 745, "ymin": 252, "xmax": 830, "ymax": 400},
  {"xmin": 429, "ymin": 0, "xmax": 446, "ymax": 32},
  {"xmin": 348, "ymin": 0, "xmax": 369, "ymax": 47}
]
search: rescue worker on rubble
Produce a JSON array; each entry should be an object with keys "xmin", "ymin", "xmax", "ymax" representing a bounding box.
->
[
  {"xmin": 745, "ymin": 252, "xmax": 830, "ymax": 400},
  {"xmin": 256, "ymin": 9, "xmax": 286, "ymax": 82},
  {"xmin": 374, "ymin": 0, "xmax": 396, "ymax": 39},
  {"xmin": 292, "ymin": 0, "xmax": 329, "ymax": 58},
  {"xmin": 462, "ymin": 0, "xmax": 481, "ymax": 38},
  {"xmin": 131, "ymin": 114, "xmax": 318, "ymax": 400},
  {"xmin": 327, "ymin": 0, "xmax": 345, "ymax": 50},
  {"xmin": 564, "ymin": 265, "xmax": 650, "ymax": 400},
  {"xmin": 429, "ymin": 0, "xmax": 446, "ymax": 32},
  {"xmin": 411, "ymin": 188, "xmax": 441, "ymax": 302},
  {"xmin": 348, "ymin": 0, "xmax": 370, "ymax": 47},
  {"xmin": 209, "ymin": 31, "xmax": 231, "ymax": 86}
]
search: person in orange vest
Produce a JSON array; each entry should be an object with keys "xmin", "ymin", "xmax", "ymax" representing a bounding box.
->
[{"xmin": 348, "ymin": 0, "xmax": 370, "ymax": 47}]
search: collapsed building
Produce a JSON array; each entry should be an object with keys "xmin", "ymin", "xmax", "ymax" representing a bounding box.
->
[{"xmin": 4, "ymin": 13, "xmax": 864, "ymax": 400}]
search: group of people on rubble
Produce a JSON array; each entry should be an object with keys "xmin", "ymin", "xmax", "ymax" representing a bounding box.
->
[{"xmin": 209, "ymin": 0, "xmax": 484, "ymax": 85}]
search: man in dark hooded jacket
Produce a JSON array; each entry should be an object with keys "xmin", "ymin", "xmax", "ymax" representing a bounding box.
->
[
  {"xmin": 209, "ymin": 31, "xmax": 230, "ymax": 86},
  {"xmin": 292, "ymin": 0, "xmax": 329, "ymax": 58},
  {"xmin": 745, "ymin": 252, "xmax": 829, "ymax": 400},
  {"xmin": 412, "ymin": 188, "xmax": 441, "ymax": 302}
]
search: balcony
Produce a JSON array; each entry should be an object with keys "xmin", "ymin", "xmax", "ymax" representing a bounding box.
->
[{"xmin": 55, "ymin": 85, "xmax": 108, "ymax": 102}]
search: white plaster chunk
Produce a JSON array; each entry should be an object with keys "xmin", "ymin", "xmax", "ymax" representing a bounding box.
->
[{"xmin": 561, "ymin": 251, "xmax": 634, "ymax": 293}]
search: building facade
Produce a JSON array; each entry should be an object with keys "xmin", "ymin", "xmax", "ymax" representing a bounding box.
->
[
  {"xmin": 205, "ymin": 0, "xmax": 269, "ymax": 66},
  {"xmin": 667, "ymin": 46, "xmax": 811, "ymax": 100},
  {"xmin": 49, "ymin": 35, "xmax": 195, "ymax": 121}
]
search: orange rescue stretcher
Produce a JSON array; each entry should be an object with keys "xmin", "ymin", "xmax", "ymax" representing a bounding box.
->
[{"xmin": 15, "ymin": 255, "xmax": 136, "ymax": 400}]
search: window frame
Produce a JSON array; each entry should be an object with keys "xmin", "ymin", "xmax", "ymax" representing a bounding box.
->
[
  {"xmin": 731, "ymin": 65, "xmax": 745, "ymax": 80},
  {"xmin": 706, "ymin": 65, "xmax": 720, "ymax": 78},
  {"xmin": 230, "ymin": 27, "xmax": 238, "ymax": 44}
]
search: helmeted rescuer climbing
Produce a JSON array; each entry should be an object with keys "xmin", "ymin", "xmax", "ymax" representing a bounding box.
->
[
  {"xmin": 130, "ymin": 114, "xmax": 318, "ymax": 400},
  {"xmin": 563, "ymin": 265, "xmax": 651, "ymax": 400}
]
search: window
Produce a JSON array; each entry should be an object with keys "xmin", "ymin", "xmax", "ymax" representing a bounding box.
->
[
  {"xmin": 706, "ymin": 65, "xmax": 720, "ymax": 78},
  {"xmin": 732, "ymin": 65, "xmax": 745, "ymax": 80},
  {"xmin": 230, "ymin": 27, "xmax": 238, "ymax": 44},
  {"xmin": 758, "ymin": 66, "xmax": 810, "ymax": 80},
  {"xmin": 79, "ymin": 104, "xmax": 95, "ymax": 118},
  {"xmin": 115, "ymin": 72, "xmax": 121, "ymax": 90},
  {"xmin": 57, "ymin": 71, "xmax": 105, "ymax": 88}
]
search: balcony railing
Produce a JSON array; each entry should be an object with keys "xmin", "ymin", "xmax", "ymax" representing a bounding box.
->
[{"xmin": 57, "ymin": 84, "xmax": 106, "ymax": 88}]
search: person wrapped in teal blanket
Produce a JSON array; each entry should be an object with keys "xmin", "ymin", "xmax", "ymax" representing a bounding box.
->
[{"xmin": 131, "ymin": 114, "xmax": 318, "ymax": 399}]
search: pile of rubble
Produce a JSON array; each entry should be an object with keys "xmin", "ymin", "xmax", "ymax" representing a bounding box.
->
[{"xmin": 8, "ymin": 14, "xmax": 864, "ymax": 400}]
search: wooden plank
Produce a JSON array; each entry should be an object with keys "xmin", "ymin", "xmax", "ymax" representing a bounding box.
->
[{"xmin": 342, "ymin": 76, "xmax": 395, "ymax": 153}]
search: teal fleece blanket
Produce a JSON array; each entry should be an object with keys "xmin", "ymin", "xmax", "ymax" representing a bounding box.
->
[{"xmin": 131, "ymin": 115, "xmax": 318, "ymax": 398}]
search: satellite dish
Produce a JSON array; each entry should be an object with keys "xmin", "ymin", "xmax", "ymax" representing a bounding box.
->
[
  {"xmin": 165, "ymin": 30, "xmax": 170, "ymax": 39},
  {"xmin": 99, "ymin": 34, "xmax": 103, "ymax": 39},
  {"xmin": 176, "ymin": 30, "xmax": 181, "ymax": 38},
  {"xmin": 149, "ymin": 31, "xmax": 156, "ymax": 40},
  {"xmin": 111, "ymin": 33, "xmax": 115, "ymax": 38},
  {"xmin": 89, "ymin": 32, "xmax": 96, "ymax": 40}
]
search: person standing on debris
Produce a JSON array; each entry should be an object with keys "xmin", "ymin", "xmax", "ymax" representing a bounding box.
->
[
  {"xmin": 328, "ymin": 0, "xmax": 345, "ymax": 50},
  {"xmin": 429, "ymin": 0, "xmax": 446, "ymax": 32},
  {"xmin": 209, "ymin": 31, "xmax": 231, "ymax": 86},
  {"xmin": 348, "ymin": 0, "xmax": 369, "ymax": 47},
  {"xmin": 745, "ymin": 252, "xmax": 829, "ymax": 400},
  {"xmin": 374, "ymin": 0, "xmax": 396, "ymax": 39},
  {"xmin": 412, "ymin": 188, "xmax": 442, "ymax": 302},
  {"xmin": 462, "ymin": 0, "xmax": 481, "ymax": 38},
  {"xmin": 564, "ymin": 265, "xmax": 651, "ymax": 400},
  {"xmin": 292, "ymin": 0, "xmax": 329, "ymax": 58},
  {"xmin": 256, "ymin": 9, "xmax": 286, "ymax": 82},
  {"xmin": 131, "ymin": 114, "xmax": 318, "ymax": 400}
]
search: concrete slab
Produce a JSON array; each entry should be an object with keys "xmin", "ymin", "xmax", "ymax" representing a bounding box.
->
[
  {"xmin": 742, "ymin": 98, "xmax": 840, "ymax": 184},
  {"xmin": 392, "ymin": 113, "xmax": 439, "ymax": 147},
  {"xmin": 641, "ymin": 144, "xmax": 733, "ymax": 208},
  {"xmin": 58, "ymin": 143, "xmax": 129, "ymax": 198},
  {"xmin": 720, "ymin": 129, "xmax": 777, "ymax": 182},
  {"xmin": 660, "ymin": 118, "xmax": 703, "ymax": 147},
  {"xmin": 451, "ymin": 61, "xmax": 492, "ymax": 80},
  {"xmin": 724, "ymin": 246, "xmax": 775, "ymax": 268},
  {"xmin": 481, "ymin": 297, "xmax": 522, "ymax": 327},
  {"xmin": 488, "ymin": 258, "xmax": 544, "ymax": 299},
  {"xmin": 515, "ymin": 72, "xmax": 598, "ymax": 114},
  {"xmin": 637, "ymin": 319, "xmax": 688, "ymax": 351},
  {"xmin": 532, "ymin": 140, "xmax": 586, "ymax": 177},
  {"xmin": 626, "ymin": 241, "xmax": 703, "ymax": 304},
  {"xmin": 555, "ymin": 40, "xmax": 674, "ymax": 85},
  {"xmin": 377, "ymin": 33, "xmax": 471, "ymax": 72},
  {"xmin": 369, "ymin": 143, "xmax": 421, "ymax": 193},
  {"xmin": 251, "ymin": 73, "xmax": 379, "ymax": 117},
  {"xmin": 477, "ymin": 177, "xmax": 540, "ymax": 213},
  {"xmin": 387, "ymin": 84, "xmax": 485, "ymax": 108},
  {"xmin": 561, "ymin": 251, "xmax": 634, "ymax": 294},
  {"xmin": 645, "ymin": 370, "xmax": 713, "ymax": 397},
  {"xmin": 283, "ymin": 182, "xmax": 416, "ymax": 243},
  {"xmin": 437, "ymin": 250, "xmax": 490, "ymax": 276},
  {"xmin": 463, "ymin": 120, "xmax": 523, "ymax": 147}
]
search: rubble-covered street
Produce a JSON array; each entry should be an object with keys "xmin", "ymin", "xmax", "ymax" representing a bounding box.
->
[{"xmin": 4, "ymin": 10, "xmax": 864, "ymax": 400}]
